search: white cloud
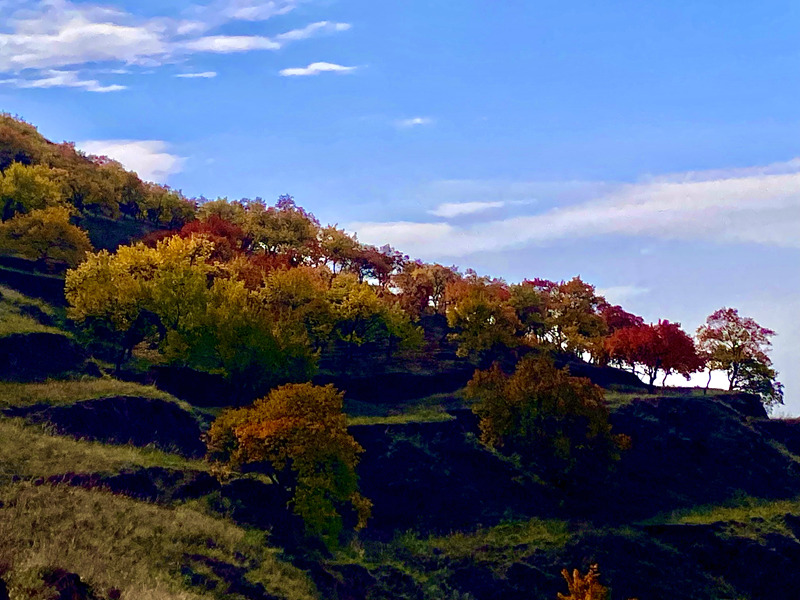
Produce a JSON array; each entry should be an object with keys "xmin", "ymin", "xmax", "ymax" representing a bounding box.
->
[
  {"xmin": 181, "ymin": 35, "xmax": 280, "ymax": 53},
  {"xmin": 429, "ymin": 201, "xmax": 505, "ymax": 218},
  {"xmin": 275, "ymin": 21, "xmax": 351, "ymax": 42},
  {"xmin": 0, "ymin": 0, "xmax": 350, "ymax": 91},
  {"xmin": 397, "ymin": 117, "xmax": 433, "ymax": 128},
  {"xmin": 78, "ymin": 140, "xmax": 185, "ymax": 183},
  {"xmin": 279, "ymin": 62, "xmax": 357, "ymax": 76},
  {"xmin": 218, "ymin": 0, "xmax": 299, "ymax": 22},
  {"xmin": 0, "ymin": 70, "xmax": 126, "ymax": 92},
  {"xmin": 351, "ymin": 159, "xmax": 800, "ymax": 258},
  {"xmin": 175, "ymin": 71, "xmax": 217, "ymax": 78}
]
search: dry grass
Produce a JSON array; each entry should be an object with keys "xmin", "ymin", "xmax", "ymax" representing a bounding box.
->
[
  {"xmin": 0, "ymin": 418, "xmax": 206, "ymax": 481},
  {"xmin": 0, "ymin": 482, "xmax": 319, "ymax": 600},
  {"xmin": 0, "ymin": 377, "xmax": 190, "ymax": 410}
]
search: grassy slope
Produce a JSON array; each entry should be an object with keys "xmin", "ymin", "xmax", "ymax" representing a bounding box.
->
[
  {"xmin": 0, "ymin": 378, "xmax": 194, "ymax": 411},
  {"xmin": 0, "ymin": 482, "xmax": 318, "ymax": 600},
  {"xmin": 0, "ymin": 418, "xmax": 205, "ymax": 480},
  {"xmin": 0, "ymin": 284, "xmax": 65, "ymax": 337}
]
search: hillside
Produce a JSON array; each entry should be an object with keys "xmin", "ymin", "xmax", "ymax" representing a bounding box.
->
[{"xmin": 0, "ymin": 116, "xmax": 796, "ymax": 599}]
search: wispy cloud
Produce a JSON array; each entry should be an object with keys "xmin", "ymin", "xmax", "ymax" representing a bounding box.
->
[
  {"xmin": 175, "ymin": 71, "xmax": 217, "ymax": 78},
  {"xmin": 429, "ymin": 201, "xmax": 505, "ymax": 218},
  {"xmin": 275, "ymin": 21, "xmax": 351, "ymax": 42},
  {"xmin": 351, "ymin": 159, "xmax": 800, "ymax": 258},
  {"xmin": 0, "ymin": 70, "xmax": 126, "ymax": 92},
  {"xmin": 78, "ymin": 140, "xmax": 185, "ymax": 183},
  {"xmin": 279, "ymin": 62, "xmax": 357, "ymax": 76},
  {"xmin": 396, "ymin": 117, "xmax": 433, "ymax": 128},
  {"xmin": 0, "ymin": 0, "xmax": 351, "ymax": 91}
]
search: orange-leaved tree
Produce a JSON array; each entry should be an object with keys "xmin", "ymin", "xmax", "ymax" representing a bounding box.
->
[{"xmin": 207, "ymin": 383, "xmax": 371, "ymax": 546}]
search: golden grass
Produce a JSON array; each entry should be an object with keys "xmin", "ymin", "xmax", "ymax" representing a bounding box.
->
[
  {"xmin": 0, "ymin": 482, "xmax": 319, "ymax": 600},
  {"xmin": 0, "ymin": 418, "xmax": 206, "ymax": 481}
]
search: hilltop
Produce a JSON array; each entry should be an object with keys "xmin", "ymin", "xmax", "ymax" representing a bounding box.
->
[{"xmin": 0, "ymin": 115, "xmax": 796, "ymax": 600}]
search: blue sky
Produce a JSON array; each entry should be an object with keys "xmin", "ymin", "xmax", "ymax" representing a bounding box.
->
[{"xmin": 2, "ymin": 0, "xmax": 799, "ymax": 410}]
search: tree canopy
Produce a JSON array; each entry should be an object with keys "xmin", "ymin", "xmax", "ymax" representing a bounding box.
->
[{"xmin": 207, "ymin": 383, "xmax": 371, "ymax": 545}]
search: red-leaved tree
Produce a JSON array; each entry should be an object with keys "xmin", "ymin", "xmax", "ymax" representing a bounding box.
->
[{"xmin": 607, "ymin": 320, "xmax": 702, "ymax": 391}]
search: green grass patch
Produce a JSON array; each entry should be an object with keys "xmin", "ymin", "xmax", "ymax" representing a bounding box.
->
[
  {"xmin": 345, "ymin": 389, "xmax": 466, "ymax": 426},
  {"xmin": 347, "ymin": 407, "xmax": 455, "ymax": 426},
  {"xmin": 0, "ymin": 482, "xmax": 318, "ymax": 600},
  {"xmin": 398, "ymin": 518, "xmax": 570, "ymax": 567},
  {"xmin": 0, "ymin": 418, "xmax": 206, "ymax": 481},
  {"xmin": 604, "ymin": 386, "xmax": 730, "ymax": 410},
  {"xmin": 0, "ymin": 377, "xmax": 188, "ymax": 410},
  {"xmin": 648, "ymin": 495, "xmax": 800, "ymax": 540},
  {"xmin": 0, "ymin": 284, "xmax": 66, "ymax": 337}
]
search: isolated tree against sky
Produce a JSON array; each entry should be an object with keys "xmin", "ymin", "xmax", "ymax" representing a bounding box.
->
[
  {"xmin": 607, "ymin": 320, "xmax": 702, "ymax": 391},
  {"xmin": 697, "ymin": 308, "xmax": 783, "ymax": 408},
  {"xmin": 207, "ymin": 383, "xmax": 371, "ymax": 546}
]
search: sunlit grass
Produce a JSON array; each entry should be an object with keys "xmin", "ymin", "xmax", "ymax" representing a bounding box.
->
[
  {"xmin": 0, "ymin": 377, "xmax": 190, "ymax": 410},
  {"xmin": 0, "ymin": 284, "xmax": 65, "ymax": 337},
  {"xmin": 0, "ymin": 482, "xmax": 319, "ymax": 600},
  {"xmin": 397, "ymin": 518, "xmax": 570, "ymax": 566},
  {"xmin": 0, "ymin": 418, "xmax": 206, "ymax": 482}
]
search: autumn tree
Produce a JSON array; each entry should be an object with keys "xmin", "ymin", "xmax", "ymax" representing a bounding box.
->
[
  {"xmin": 607, "ymin": 321, "xmax": 702, "ymax": 391},
  {"xmin": 326, "ymin": 273, "xmax": 422, "ymax": 366},
  {"xmin": 66, "ymin": 235, "xmax": 317, "ymax": 392},
  {"xmin": 467, "ymin": 356, "xmax": 626, "ymax": 484},
  {"xmin": 696, "ymin": 308, "xmax": 781, "ymax": 405},
  {"xmin": 447, "ymin": 281, "xmax": 520, "ymax": 364},
  {"xmin": 0, "ymin": 206, "xmax": 92, "ymax": 269},
  {"xmin": 244, "ymin": 195, "xmax": 320, "ymax": 262},
  {"xmin": 319, "ymin": 225, "xmax": 360, "ymax": 274},
  {"xmin": 0, "ymin": 162, "xmax": 65, "ymax": 221},
  {"xmin": 206, "ymin": 383, "xmax": 371, "ymax": 546},
  {"xmin": 524, "ymin": 277, "xmax": 608, "ymax": 357}
]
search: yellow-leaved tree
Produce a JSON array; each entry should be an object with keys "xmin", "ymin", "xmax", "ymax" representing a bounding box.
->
[
  {"xmin": 207, "ymin": 383, "xmax": 371, "ymax": 546},
  {"xmin": 0, "ymin": 205, "xmax": 92, "ymax": 269}
]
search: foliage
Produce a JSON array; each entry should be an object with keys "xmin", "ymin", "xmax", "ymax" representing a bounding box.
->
[
  {"xmin": 0, "ymin": 206, "xmax": 92, "ymax": 268},
  {"xmin": 207, "ymin": 383, "xmax": 371, "ymax": 545},
  {"xmin": 447, "ymin": 282, "xmax": 520, "ymax": 363},
  {"xmin": 466, "ymin": 356, "xmax": 626, "ymax": 483},
  {"xmin": 607, "ymin": 321, "xmax": 702, "ymax": 390},
  {"xmin": 0, "ymin": 162, "xmax": 65, "ymax": 221},
  {"xmin": 697, "ymin": 308, "xmax": 782, "ymax": 407},
  {"xmin": 557, "ymin": 565, "xmax": 610, "ymax": 600}
]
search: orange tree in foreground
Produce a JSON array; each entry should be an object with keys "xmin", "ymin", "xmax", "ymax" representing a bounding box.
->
[
  {"xmin": 467, "ymin": 356, "xmax": 627, "ymax": 485},
  {"xmin": 558, "ymin": 565, "xmax": 610, "ymax": 600},
  {"xmin": 206, "ymin": 383, "xmax": 371, "ymax": 546}
]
